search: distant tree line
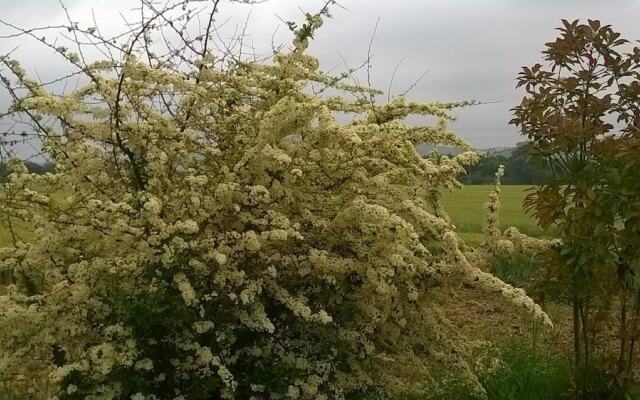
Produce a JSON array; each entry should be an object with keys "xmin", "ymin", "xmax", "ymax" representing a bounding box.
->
[
  {"xmin": 0, "ymin": 161, "xmax": 54, "ymax": 182},
  {"xmin": 459, "ymin": 147, "xmax": 551, "ymax": 185}
]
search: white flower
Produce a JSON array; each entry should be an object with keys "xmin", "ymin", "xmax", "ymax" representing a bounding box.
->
[
  {"xmin": 193, "ymin": 320, "xmax": 215, "ymax": 334},
  {"xmin": 174, "ymin": 273, "xmax": 198, "ymax": 306},
  {"xmin": 175, "ymin": 220, "xmax": 199, "ymax": 234},
  {"xmin": 135, "ymin": 358, "xmax": 154, "ymax": 371}
]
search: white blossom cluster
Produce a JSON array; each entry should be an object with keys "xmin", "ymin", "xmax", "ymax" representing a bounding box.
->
[
  {"xmin": 0, "ymin": 12, "xmax": 547, "ymax": 400},
  {"xmin": 480, "ymin": 165, "xmax": 559, "ymax": 257}
]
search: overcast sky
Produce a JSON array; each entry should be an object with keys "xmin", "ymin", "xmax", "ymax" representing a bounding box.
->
[{"xmin": 2, "ymin": 0, "xmax": 640, "ymax": 152}]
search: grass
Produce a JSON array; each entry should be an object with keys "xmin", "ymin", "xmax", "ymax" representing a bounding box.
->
[
  {"xmin": 0, "ymin": 217, "xmax": 31, "ymax": 248},
  {"xmin": 0, "ymin": 183, "xmax": 66, "ymax": 248},
  {"xmin": 0, "ymin": 220, "xmax": 23, "ymax": 248},
  {"xmin": 0, "ymin": 228, "xmax": 13, "ymax": 248},
  {"xmin": 441, "ymin": 185, "xmax": 549, "ymax": 246},
  {"xmin": 434, "ymin": 186, "xmax": 572, "ymax": 399}
]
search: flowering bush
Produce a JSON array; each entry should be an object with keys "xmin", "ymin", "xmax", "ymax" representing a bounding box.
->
[{"xmin": 0, "ymin": 2, "xmax": 548, "ymax": 399}]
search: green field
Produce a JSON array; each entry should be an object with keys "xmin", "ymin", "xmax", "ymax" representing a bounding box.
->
[
  {"xmin": 0, "ymin": 225, "xmax": 10, "ymax": 248},
  {"xmin": 0, "ymin": 218, "xmax": 29, "ymax": 248},
  {"xmin": 441, "ymin": 185, "xmax": 547, "ymax": 246},
  {"xmin": 0, "ymin": 185, "xmax": 545, "ymax": 248}
]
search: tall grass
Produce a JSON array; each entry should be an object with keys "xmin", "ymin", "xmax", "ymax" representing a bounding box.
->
[
  {"xmin": 477, "ymin": 344, "xmax": 571, "ymax": 400},
  {"xmin": 401, "ymin": 341, "xmax": 572, "ymax": 400},
  {"xmin": 489, "ymin": 253, "xmax": 537, "ymax": 288}
]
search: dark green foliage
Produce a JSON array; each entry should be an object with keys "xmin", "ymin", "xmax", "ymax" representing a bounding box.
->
[
  {"xmin": 489, "ymin": 253, "xmax": 537, "ymax": 288},
  {"xmin": 58, "ymin": 286, "xmax": 223, "ymax": 399},
  {"xmin": 459, "ymin": 149, "xmax": 551, "ymax": 185}
]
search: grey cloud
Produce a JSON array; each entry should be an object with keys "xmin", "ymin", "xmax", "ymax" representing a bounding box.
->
[{"xmin": 2, "ymin": 0, "xmax": 640, "ymax": 151}]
